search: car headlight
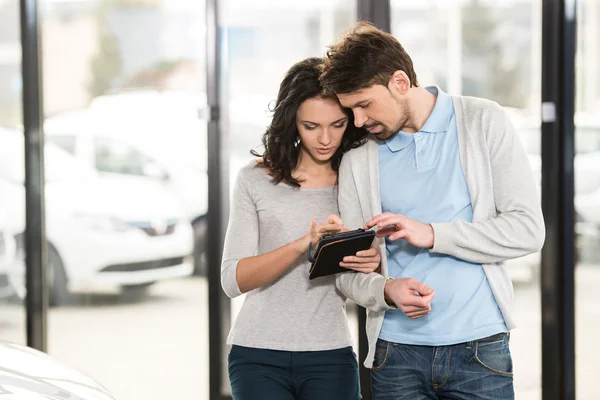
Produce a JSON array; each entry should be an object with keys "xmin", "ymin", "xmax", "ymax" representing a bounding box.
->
[{"xmin": 74, "ymin": 214, "xmax": 132, "ymax": 232}]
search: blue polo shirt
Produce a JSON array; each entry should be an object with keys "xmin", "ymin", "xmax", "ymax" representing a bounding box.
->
[{"xmin": 378, "ymin": 87, "xmax": 507, "ymax": 345}]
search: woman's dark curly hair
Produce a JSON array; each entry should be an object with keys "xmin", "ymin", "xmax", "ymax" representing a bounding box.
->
[{"xmin": 251, "ymin": 57, "xmax": 368, "ymax": 187}]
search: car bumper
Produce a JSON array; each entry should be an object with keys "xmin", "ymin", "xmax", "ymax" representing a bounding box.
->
[
  {"xmin": 71, "ymin": 257, "xmax": 194, "ymax": 289},
  {"xmin": 51, "ymin": 222, "xmax": 194, "ymax": 287}
]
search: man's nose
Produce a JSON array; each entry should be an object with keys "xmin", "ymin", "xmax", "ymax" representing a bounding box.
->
[{"xmin": 353, "ymin": 110, "xmax": 367, "ymax": 128}]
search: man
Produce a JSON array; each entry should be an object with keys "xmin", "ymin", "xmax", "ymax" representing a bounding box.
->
[{"xmin": 321, "ymin": 22, "xmax": 545, "ymax": 399}]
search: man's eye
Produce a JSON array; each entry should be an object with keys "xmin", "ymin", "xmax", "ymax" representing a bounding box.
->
[{"xmin": 360, "ymin": 103, "xmax": 370, "ymax": 109}]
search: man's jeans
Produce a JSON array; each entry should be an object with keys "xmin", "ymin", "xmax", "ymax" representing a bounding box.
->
[{"xmin": 371, "ymin": 333, "xmax": 514, "ymax": 400}]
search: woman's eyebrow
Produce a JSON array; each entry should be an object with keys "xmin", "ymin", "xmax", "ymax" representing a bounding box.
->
[
  {"xmin": 330, "ymin": 117, "xmax": 348, "ymax": 124},
  {"xmin": 299, "ymin": 117, "xmax": 348, "ymax": 125}
]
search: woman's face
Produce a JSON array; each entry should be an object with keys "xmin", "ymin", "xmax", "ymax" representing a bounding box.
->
[{"xmin": 295, "ymin": 96, "xmax": 349, "ymax": 164}]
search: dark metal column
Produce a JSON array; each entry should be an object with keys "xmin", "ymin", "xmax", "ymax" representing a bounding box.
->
[
  {"xmin": 206, "ymin": 0, "xmax": 231, "ymax": 399},
  {"xmin": 355, "ymin": 3, "xmax": 390, "ymax": 399},
  {"xmin": 20, "ymin": 0, "xmax": 47, "ymax": 352},
  {"xmin": 540, "ymin": 0, "xmax": 577, "ymax": 399},
  {"xmin": 357, "ymin": 0, "xmax": 391, "ymax": 33}
]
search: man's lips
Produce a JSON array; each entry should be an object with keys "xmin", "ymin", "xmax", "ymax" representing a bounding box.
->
[{"xmin": 366, "ymin": 124, "xmax": 382, "ymax": 133}]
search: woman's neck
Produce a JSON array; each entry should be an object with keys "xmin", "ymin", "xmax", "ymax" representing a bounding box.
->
[{"xmin": 293, "ymin": 150, "xmax": 336, "ymax": 188}]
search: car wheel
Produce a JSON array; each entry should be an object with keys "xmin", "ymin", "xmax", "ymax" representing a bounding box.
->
[
  {"xmin": 48, "ymin": 245, "xmax": 69, "ymax": 307},
  {"xmin": 192, "ymin": 216, "xmax": 207, "ymax": 276}
]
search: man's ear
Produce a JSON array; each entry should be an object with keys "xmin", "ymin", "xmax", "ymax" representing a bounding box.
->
[{"xmin": 389, "ymin": 71, "xmax": 411, "ymax": 95}]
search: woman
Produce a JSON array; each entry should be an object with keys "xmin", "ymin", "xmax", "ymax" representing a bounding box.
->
[{"xmin": 221, "ymin": 57, "xmax": 380, "ymax": 400}]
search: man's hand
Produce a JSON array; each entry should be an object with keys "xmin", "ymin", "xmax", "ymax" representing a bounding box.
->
[
  {"xmin": 340, "ymin": 244, "xmax": 381, "ymax": 274},
  {"xmin": 365, "ymin": 212, "xmax": 435, "ymax": 249},
  {"xmin": 384, "ymin": 278, "xmax": 435, "ymax": 319}
]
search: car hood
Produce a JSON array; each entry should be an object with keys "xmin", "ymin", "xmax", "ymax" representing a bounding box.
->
[
  {"xmin": 0, "ymin": 341, "xmax": 114, "ymax": 399},
  {"xmin": 46, "ymin": 175, "xmax": 184, "ymax": 222},
  {"xmin": 0, "ymin": 175, "xmax": 185, "ymax": 233}
]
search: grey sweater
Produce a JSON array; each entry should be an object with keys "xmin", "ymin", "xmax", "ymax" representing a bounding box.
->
[
  {"xmin": 220, "ymin": 162, "xmax": 354, "ymax": 351},
  {"xmin": 335, "ymin": 94, "xmax": 546, "ymax": 368}
]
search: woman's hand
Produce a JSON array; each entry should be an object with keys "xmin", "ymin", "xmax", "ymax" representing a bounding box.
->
[
  {"xmin": 309, "ymin": 214, "xmax": 345, "ymax": 247},
  {"xmin": 295, "ymin": 214, "xmax": 345, "ymax": 254},
  {"xmin": 339, "ymin": 243, "xmax": 381, "ymax": 274}
]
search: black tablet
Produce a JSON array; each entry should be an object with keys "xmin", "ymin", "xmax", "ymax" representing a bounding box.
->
[{"xmin": 307, "ymin": 229, "xmax": 376, "ymax": 280}]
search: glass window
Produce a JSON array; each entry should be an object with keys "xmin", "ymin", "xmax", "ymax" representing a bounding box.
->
[
  {"xmin": 39, "ymin": 1, "xmax": 209, "ymax": 398},
  {"xmin": 576, "ymin": 0, "xmax": 600, "ymax": 397},
  {"xmin": 576, "ymin": 126, "xmax": 600, "ymax": 154},
  {"xmin": 221, "ymin": 0, "xmax": 357, "ymax": 174},
  {"xmin": 517, "ymin": 125, "xmax": 600, "ymax": 156},
  {"xmin": 46, "ymin": 134, "xmax": 76, "ymax": 155},
  {"xmin": 0, "ymin": 130, "xmax": 94, "ymax": 184},
  {"xmin": 0, "ymin": 0, "xmax": 26, "ymax": 347}
]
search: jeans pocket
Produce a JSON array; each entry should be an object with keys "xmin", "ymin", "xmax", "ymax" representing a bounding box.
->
[
  {"xmin": 473, "ymin": 337, "xmax": 514, "ymax": 377},
  {"xmin": 371, "ymin": 339, "xmax": 391, "ymax": 372}
]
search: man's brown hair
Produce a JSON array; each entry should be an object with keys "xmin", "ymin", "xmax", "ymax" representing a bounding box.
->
[{"xmin": 320, "ymin": 22, "xmax": 419, "ymax": 95}]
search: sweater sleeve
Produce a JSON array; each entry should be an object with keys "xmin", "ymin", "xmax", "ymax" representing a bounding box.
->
[
  {"xmin": 334, "ymin": 153, "xmax": 390, "ymax": 312},
  {"xmin": 220, "ymin": 170, "xmax": 259, "ymax": 298},
  {"xmin": 430, "ymin": 104, "xmax": 545, "ymax": 264}
]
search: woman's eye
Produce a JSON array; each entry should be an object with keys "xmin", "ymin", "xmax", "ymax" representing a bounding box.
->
[
  {"xmin": 333, "ymin": 123, "xmax": 346, "ymax": 128},
  {"xmin": 304, "ymin": 125, "xmax": 317, "ymax": 130}
]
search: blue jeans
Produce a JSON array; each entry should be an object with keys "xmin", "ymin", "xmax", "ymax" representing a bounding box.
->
[
  {"xmin": 228, "ymin": 345, "xmax": 361, "ymax": 400},
  {"xmin": 371, "ymin": 333, "xmax": 514, "ymax": 400}
]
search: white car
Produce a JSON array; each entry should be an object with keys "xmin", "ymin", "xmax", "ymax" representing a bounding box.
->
[
  {"xmin": 0, "ymin": 341, "xmax": 115, "ymax": 399},
  {"xmin": 0, "ymin": 128, "xmax": 194, "ymax": 305},
  {"xmin": 43, "ymin": 91, "xmax": 210, "ymax": 274},
  {"xmin": 45, "ymin": 91, "xmax": 209, "ymax": 223},
  {"xmin": 44, "ymin": 90, "xmax": 279, "ymax": 275}
]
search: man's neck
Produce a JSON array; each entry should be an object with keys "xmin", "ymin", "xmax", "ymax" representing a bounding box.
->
[{"xmin": 402, "ymin": 87, "xmax": 437, "ymax": 133}]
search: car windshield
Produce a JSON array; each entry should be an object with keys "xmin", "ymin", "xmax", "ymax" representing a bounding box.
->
[
  {"xmin": 0, "ymin": 130, "xmax": 95, "ymax": 184},
  {"xmin": 518, "ymin": 126, "xmax": 600, "ymax": 155}
]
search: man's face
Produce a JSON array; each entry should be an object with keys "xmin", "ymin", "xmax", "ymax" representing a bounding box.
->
[{"xmin": 337, "ymin": 82, "xmax": 410, "ymax": 141}]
